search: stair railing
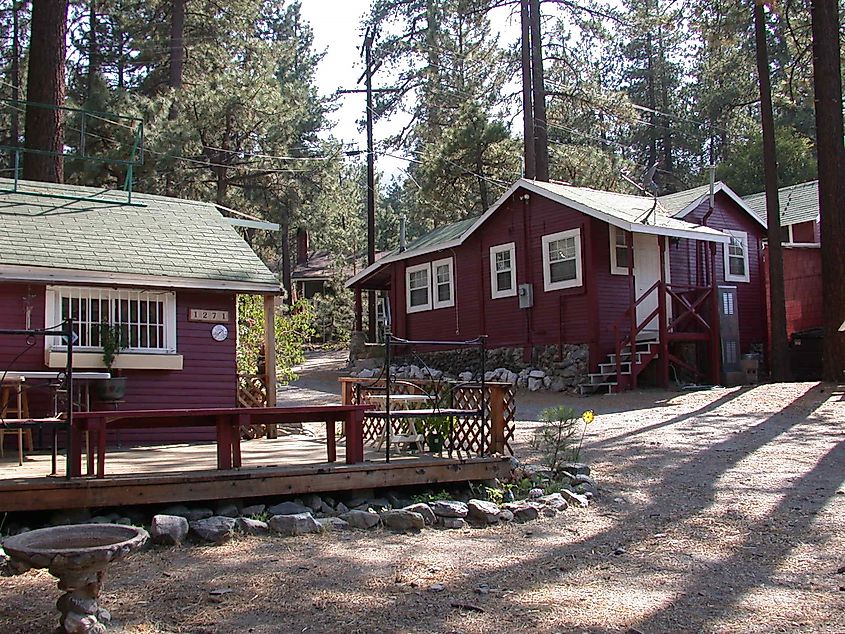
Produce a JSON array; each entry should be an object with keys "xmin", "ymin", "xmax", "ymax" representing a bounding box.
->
[{"xmin": 611, "ymin": 280, "xmax": 661, "ymax": 389}]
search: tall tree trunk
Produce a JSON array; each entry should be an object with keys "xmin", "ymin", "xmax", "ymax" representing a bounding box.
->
[
  {"xmin": 10, "ymin": 0, "xmax": 21, "ymax": 147},
  {"xmin": 811, "ymin": 0, "xmax": 845, "ymax": 381},
  {"xmin": 86, "ymin": 0, "xmax": 99, "ymax": 103},
  {"xmin": 529, "ymin": 0, "xmax": 548, "ymax": 181},
  {"xmin": 23, "ymin": 0, "xmax": 69, "ymax": 183},
  {"xmin": 170, "ymin": 0, "xmax": 185, "ymax": 90},
  {"xmin": 754, "ymin": 1, "xmax": 790, "ymax": 381},
  {"xmin": 645, "ymin": 32, "xmax": 658, "ymax": 170},
  {"xmin": 476, "ymin": 151, "xmax": 489, "ymax": 211},
  {"xmin": 520, "ymin": 0, "xmax": 535, "ymax": 179}
]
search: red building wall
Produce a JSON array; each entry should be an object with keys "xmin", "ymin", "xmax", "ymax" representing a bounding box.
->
[
  {"xmin": 0, "ymin": 283, "xmax": 238, "ymax": 443},
  {"xmin": 762, "ymin": 246, "xmax": 823, "ymax": 337},
  {"xmin": 789, "ymin": 220, "xmax": 819, "ymax": 244},
  {"xmin": 667, "ymin": 192, "xmax": 768, "ymax": 354}
]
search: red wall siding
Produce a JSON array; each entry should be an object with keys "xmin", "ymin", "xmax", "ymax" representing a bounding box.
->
[
  {"xmin": 790, "ymin": 220, "xmax": 818, "ymax": 244},
  {"xmin": 667, "ymin": 193, "xmax": 768, "ymax": 353},
  {"xmin": 763, "ymin": 246, "xmax": 823, "ymax": 337},
  {"xmin": 393, "ymin": 192, "xmax": 592, "ymax": 357},
  {"xmin": 0, "ymin": 284, "xmax": 238, "ymax": 443}
]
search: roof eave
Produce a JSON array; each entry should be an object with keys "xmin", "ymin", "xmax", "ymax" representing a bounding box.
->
[
  {"xmin": 674, "ymin": 183, "xmax": 768, "ymax": 229},
  {"xmin": 0, "ymin": 265, "xmax": 282, "ymax": 294}
]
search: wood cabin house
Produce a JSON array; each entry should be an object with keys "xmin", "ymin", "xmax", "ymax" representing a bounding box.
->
[
  {"xmin": 347, "ymin": 178, "xmax": 769, "ymax": 392},
  {"xmin": 745, "ymin": 180, "xmax": 824, "ymax": 377},
  {"xmin": 0, "ymin": 178, "xmax": 281, "ymax": 442}
]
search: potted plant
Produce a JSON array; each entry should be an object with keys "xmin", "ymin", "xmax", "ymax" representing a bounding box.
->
[
  {"xmin": 423, "ymin": 415, "xmax": 451, "ymax": 454},
  {"xmin": 95, "ymin": 323, "xmax": 128, "ymax": 401}
]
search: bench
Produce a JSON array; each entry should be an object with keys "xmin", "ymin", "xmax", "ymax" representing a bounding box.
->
[{"xmin": 72, "ymin": 405, "xmax": 369, "ymax": 478}]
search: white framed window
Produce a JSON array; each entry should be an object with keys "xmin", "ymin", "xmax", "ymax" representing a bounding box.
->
[
  {"xmin": 724, "ymin": 230, "xmax": 749, "ymax": 283},
  {"xmin": 432, "ymin": 257, "xmax": 455, "ymax": 310},
  {"xmin": 609, "ymin": 226, "xmax": 633, "ymax": 275},
  {"xmin": 542, "ymin": 228, "xmax": 582, "ymax": 291},
  {"xmin": 406, "ymin": 263, "xmax": 431, "ymax": 313},
  {"xmin": 46, "ymin": 286, "xmax": 177, "ymax": 354},
  {"xmin": 490, "ymin": 242, "xmax": 517, "ymax": 299}
]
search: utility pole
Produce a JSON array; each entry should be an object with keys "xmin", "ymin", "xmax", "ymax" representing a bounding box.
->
[
  {"xmin": 338, "ymin": 29, "xmax": 400, "ymax": 341},
  {"xmin": 753, "ymin": 0, "xmax": 790, "ymax": 381},
  {"xmin": 810, "ymin": 0, "xmax": 845, "ymax": 381},
  {"xmin": 520, "ymin": 0, "xmax": 535, "ymax": 179}
]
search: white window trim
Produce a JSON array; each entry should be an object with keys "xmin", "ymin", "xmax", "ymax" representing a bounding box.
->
[
  {"xmin": 405, "ymin": 263, "xmax": 431, "ymax": 313},
  {"xmin": 432, "ymin": 257, "xmax": 455, "ymax": 310},
  {"xmin": 44, "ymin": 285, "xmax": 180, "ymax": 370},
  {"xmin": 490, "ymin": 242, "xmax": 517, "ymax": 299},
  {"xmin": 609, "ymin": 226, "xmax": 632, "ymax": 275},
  {"xmin": 542, "ymin": 228, "xmax": 583, "ymax": 292},
  {"xmin": 723, "ymin": 230, "xmax": 750, "ymax": 283}
]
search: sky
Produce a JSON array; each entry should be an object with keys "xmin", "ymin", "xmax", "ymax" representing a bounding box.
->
[{"xmin": 297, "ymin": 0, "xmax": 521, "ymax": 179}]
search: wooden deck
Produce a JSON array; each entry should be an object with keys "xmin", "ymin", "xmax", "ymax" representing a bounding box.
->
[{"xmin": 0, "ymin": 429, "xmax": 511, "ymax": 512}]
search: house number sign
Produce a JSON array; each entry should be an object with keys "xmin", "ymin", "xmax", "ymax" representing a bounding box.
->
[{"xmin": 188, "ymin": 308, "xmax": 230, "ymax": 323}]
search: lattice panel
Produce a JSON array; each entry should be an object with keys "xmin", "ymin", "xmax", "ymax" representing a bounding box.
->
[
  {"xmin": 237, "ymin": 374, "xmax": 267, "ymax": 408},
  {"xmin": 350, "ymin": 379, "xmax": 516, "ymax": 457}
]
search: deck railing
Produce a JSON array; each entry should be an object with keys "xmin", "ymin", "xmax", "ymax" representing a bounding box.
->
[{"xmin": 339, "ymin": 377, "xmax": 515, "ymax": 457}]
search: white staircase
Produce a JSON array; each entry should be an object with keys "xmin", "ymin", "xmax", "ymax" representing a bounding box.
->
[{"xmin": 578, "ymin": 337, "xmax": 660, "ymax": 395}]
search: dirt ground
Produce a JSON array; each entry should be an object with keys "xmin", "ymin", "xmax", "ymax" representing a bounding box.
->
[{"xmin": 1, "ymin": 353, "xmax": 844, "ymax": 633}]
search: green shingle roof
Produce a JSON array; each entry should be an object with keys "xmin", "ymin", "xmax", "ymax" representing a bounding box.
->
[
  {"xmin": 743, "ymin": 180, "xmax": 819, "ymax": 227},
  {"xmin": 0, "ymin": 178, "xmax": 279, "ymax": 291}
]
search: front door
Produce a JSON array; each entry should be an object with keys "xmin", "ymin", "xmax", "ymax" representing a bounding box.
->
[{"xmin": 633, "ymin": 233, "xmax": 669, "ymax": 335}]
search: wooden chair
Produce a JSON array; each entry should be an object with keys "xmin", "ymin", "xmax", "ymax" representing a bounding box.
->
[{"xmin": 1, "ymin": 378, "xmax": 33, "ymax": 465}]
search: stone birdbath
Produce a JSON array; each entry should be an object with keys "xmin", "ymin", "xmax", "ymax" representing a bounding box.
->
[{"xmin": 3, "ymin": 523, "xmax": 148, "ymax": 633}]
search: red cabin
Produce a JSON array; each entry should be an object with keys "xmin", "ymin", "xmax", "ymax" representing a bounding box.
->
[
  {"xmin": 0, "ymin": 178, "xmax": 280, "ymax": 442},
  {"xmin": 348, "ymin": 179, "xmax": 769, "ymax": 392}
]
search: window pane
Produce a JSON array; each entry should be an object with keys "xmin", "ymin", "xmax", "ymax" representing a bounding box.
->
[
  {"xmin": 410, "ymin": 287, "xmax": 429, "ymax": 307},
  {"xmin": 549, "ymin": 237, "xmax": 575, "ymax": 262},
  {"xmin": 495, "ymin": 250, "xmax": 511, "ymax": 272},
  {"xmin": 497, "ymin": 271, "xmax": 512, "ymax": 291},
  {"xmin": 550, "ymin": 259, "xmax": 576, "ymax": 283},
  {"xmin": 437, "ymin": 283, "xmax": 450, "ymax": 302},
  {"xmin": 729, "ymin": 257, "xmax": 745, "ymax": 277},
  {"xmin": 436, "ymin": 264, "xmax": 450, "ymax": 284},
  {"xmin": 616, "ymin": 245, "xmax": 630, "ymax": 269},
  {"xmin": 409, "ymin": 269, "xmax": 428, "ymax": 290}
]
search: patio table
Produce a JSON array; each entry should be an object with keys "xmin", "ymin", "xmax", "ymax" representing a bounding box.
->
[{"xmin": 71, "ymin": 405, "xmax": 369, "ymax": 478}]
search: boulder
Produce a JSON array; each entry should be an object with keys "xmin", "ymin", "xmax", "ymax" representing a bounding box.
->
[
  {"xmin": 150, "ymin": 514, "xmax": 189, "ymax": 546},
  {"xmin": 335, "ymin": 502, "xmax": 350, "ymax": 514},
  {"xmin": 316, "ymin": 517, "xmax": 350, "ymax": 532},
  {"xmin": 402, "ymin": 503, "xmax": 436, "ymax": 526},
  {"xmin": 537, "ymin": 493, "xmax": 569, "ymax": 511},
  {"xmin": 459, "ymin": 371, "xmax": 473, "ymax": 381},
  {"xmin": 236, "ymin": 517, "xmax": 269, "ymax": 536},
  {"xmin": 214, "ymin": 503, "xmax": 240, "ymax": 518},
  {"xmin": 268, "ymin": 501, "xmax": 311, "ymax": 516},
  {"xmin": 268, "ymin": 512, "xmax": 321, "ymax": 536},
  {"xmin": 562, "ymin": 462, "xmax": 591, "ymax": 476},
  {"xmin": 528, "ymin": 377, "xmax": 543, "ymax": 392},
  {"xmin": 380, "ymin": 510, "xmax": 425, "ymax": 531},
  {"xmin": 499, "ymin": 509, "xmax": 514, "ymax": 522},
  {"xmin": 430, "ymin": 500, "xmax": 469, "ymax": 518},
  {"xmin": 529, "ymin": 369, "xmax": 546, "ymax": 379},
  {"xmin": 559, "ymin": 489, "xmax": 590, "ymax": 508},
  {"xmin": 190, "ymin": 516, "xmax": 237, "ymax": 545},
  {"xmin": 503, "ymin": 502, "xmax": 539, "ymax": 522},
  {"xmin": 241, "ymin": 504, "xmax": 266, "ymax": 518},
  {"xmin": 466, "ymin": 499, "xmax": 501, "ymax": 525},
  {"xmin": 440, "ymin": 517, "xmax": 467, "ymax": 529},
  {"xmin": 183, "ymin": 508, "xmax": 214, "ymax": 522},
  {"xmin": 341, "ymin": 510, "xmax": 381, "ymax": 529},
  {"xmin": 303, "ymin": 494, "xmax": 323, "ymax": 512}
]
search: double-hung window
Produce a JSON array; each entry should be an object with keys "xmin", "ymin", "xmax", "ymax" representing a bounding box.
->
[
  {"xmin": 45, "ymin": 286, "xmax": 179, "ymax": 367},
  {"xmin": 406, "ymin": 264, "xmax": 431, "ymax": 313},
  {"xmin": 724, "ymin": 230, "xmax": 749, "ymax": 283},
  {"xmin": 490, "ymin": 242, "xmax": 516, "ymax": 299},
  {"xmin": 432, "ymin": 258, "xmax": 454, "ymax": 309},
  {"xmin": 542, "ymin": 228, "xmax": 582, "ymax": 291},
  {"xmin": 405, "ymin": 257, "xmax": 455, "ymax": 312},
  {"xmin": 609, "ymin": 226, "xmax": 633, "ymax": 275}
]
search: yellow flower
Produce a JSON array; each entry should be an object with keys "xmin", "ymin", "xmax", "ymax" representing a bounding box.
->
[{"xmin": 582, "ymin": 410, "xmax": 595, "ymax": 424}]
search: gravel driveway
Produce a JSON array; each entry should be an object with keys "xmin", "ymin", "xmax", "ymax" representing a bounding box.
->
[{"xmin": 1, "ymin": 353, "xmax": 843, "ymax": 633}]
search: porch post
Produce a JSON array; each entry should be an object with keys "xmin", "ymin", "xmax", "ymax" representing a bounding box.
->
[
  {"xmin": 708, "ymin": 243, "xmax": 721, "ymax": 385},
  {"xmin": 263, "ymin": 294, "xmax": 278, "ymax": 438},
  {"xmin": 627, "ymin": 230, "xmax": 636, "ymax": 389},
  {"xmin": 658, "ymin": 236, "xmax": 669, "ymax": 388},
  {"xmin": 354, "ymin": 288, "xmax": 363, "ymax": 333}
]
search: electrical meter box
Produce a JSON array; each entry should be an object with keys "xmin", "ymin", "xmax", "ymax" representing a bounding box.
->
[{"xmin": 518, "ymin": 283, "xmax": 534, "ymax": 309}]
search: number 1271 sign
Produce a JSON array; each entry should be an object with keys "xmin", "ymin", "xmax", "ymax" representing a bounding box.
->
[{"xmin": 188, "ymin": 308, "xmax": 230, "ymax": 323}]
